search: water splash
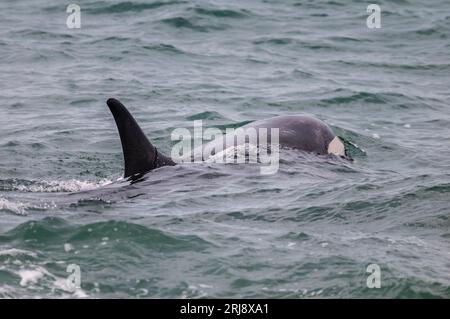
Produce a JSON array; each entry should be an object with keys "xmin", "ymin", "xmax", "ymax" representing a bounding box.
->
[
  {"xmin": 0, "ymin": 197, "xmax": 27, "ymax": 215},
  {"xmin": 4, "ymin": 178, "xmax": 113, "ymax": 193}
]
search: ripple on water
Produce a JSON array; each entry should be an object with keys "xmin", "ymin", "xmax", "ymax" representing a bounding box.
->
[{"xmin": 86, "ymin": 1, "xmax": 186, "ymax": 14}]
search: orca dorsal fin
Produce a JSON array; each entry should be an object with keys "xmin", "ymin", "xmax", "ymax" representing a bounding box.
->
[{"xmin": 106, "ymin": 98, "xmax": 175, "ymax": 178}]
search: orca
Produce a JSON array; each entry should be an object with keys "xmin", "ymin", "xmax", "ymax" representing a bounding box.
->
[{"xmin": 106, "ymin": 98, "xmax": 347, "ymax": 178}]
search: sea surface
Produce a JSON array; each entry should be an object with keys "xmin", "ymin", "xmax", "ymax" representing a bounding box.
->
[{"xmin": 0, "ymin": 0, "xmax": 449, "ymax": 298}]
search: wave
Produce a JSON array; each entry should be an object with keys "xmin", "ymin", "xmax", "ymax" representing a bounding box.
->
[
  {"xmin": 0, "ymin": 217, "xmax": 215, "ymax": 297},
  {"xmin": 0, "ymin": 197, "xmax": 27, "ymax": 215},
  {"xmin": 0, "ymin": 178, "xmax": 113, "ymax": 193},
  {"xmin": 0, "ymin": 248, "xmax": 37, "ymax": 258},
  {"xmin": 142, "ymin": 43, "xmax": 185, "ymax": 54},
  {"xmin": 0, "ymin": 179, "xmax": 114, "ymax": 215},
  {"xmin": 186, "ymin": 111, "xmax": 225, "ymax": 121},
  {"xmin": 253, "ymin": 37, "xmax": 295, "ymax": 45},
  {"xmin": 0, "ymin": 245, "xmax": 88, "ymax": 298},
  {"xmin": 88, "ymin": 36, "xmax": 134, "ymax": 44},
  {"xmin": 315, "ymin": 89, "xmax": 431, "ymax": 109},
  {"xmin": 160, "ymin": 17, "xmax": 209, "ymax": 32},
  {"xmin": 253, "ymin": 37, "xmax": 337, "ymax": 51},
  {"xmin": 335, "ymin": 59, "xmax": 450, "ymax": 72},
  {"xmin": 424, "ymin": 183, "xmax": 450, "ymax": 193},
  {"xmin": 1, "ymin": 218, "xmax": 214, "ymax": 252},
  {"xmin": 191, "ymin": 7, "xmax": 248, "ymax": 19},
  {"xmin": 86, "ymin": 1, "xmax": 186, "ymax": 14},
  {"xmin": 12, "ymin": 29, "xmax": 75, "ymax": 40},
  {"xmin": 327, "ymin": 36, "xmax": 369, "ymax": 43}
]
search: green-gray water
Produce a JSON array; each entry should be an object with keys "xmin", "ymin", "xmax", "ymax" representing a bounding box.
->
[{"xmin": 0, "ymin": 0, "xmax": 449, "ymax": 298}]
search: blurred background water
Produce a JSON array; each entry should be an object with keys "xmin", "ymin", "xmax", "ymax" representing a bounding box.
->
[{"xmin": 0, "ymin": 0, "xmax": 449, "ymax": 298}]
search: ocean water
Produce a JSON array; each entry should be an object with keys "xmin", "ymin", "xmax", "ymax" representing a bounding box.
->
[{"xmin": 0, "ymin": 0, "xmax": 449, "ymax": 298}]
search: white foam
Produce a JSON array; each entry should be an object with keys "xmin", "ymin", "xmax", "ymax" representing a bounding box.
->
[
  {"xmin": 198, "ymin": 283, "xmax": 214, "ymax": 289},
  {"xmin": 343, "ymin": 231, "xmax": 428, "ymax": 248},
  {"xmin": 64, "ymin": 243, "xmax": 74, "ymax": 252},
  {"xmin": 0, "ymin": 285, "xmax": 16, "ymax": 298},
  {"xmin": 14, "ymin": 179, "xmax": 113, "ymax": 193},
  {"xmin": 0, "ymin": 248, "xmax": 37, "ymax": 258},
  {"xmin": 0, "ymin": 197, "xmax": 27, "ymax": 215},
  {"xmin": 53, "ymin": 277, "xmax": 89, "ymax": 298},
  {"xmin": 15, "ymin": 264, "xmax": 89, "ymax": 298},
  {"xmin": 18, "ymin": 267, "xmax": 48, "ymax": 286}
]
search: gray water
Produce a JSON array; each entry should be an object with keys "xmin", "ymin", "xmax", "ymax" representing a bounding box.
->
[{"xmin": 0, "ymin": 0, "xmax": 449, "ymax": 298}]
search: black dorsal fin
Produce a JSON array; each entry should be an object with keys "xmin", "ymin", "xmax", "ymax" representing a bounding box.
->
[{"xmin": 106, "ymin": 98, "xmax": 175, "ymax": 178}]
